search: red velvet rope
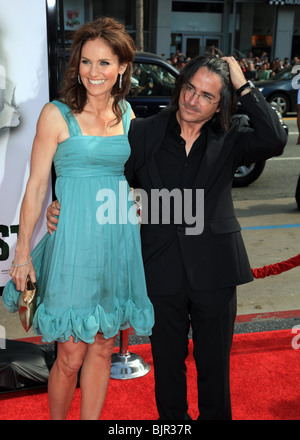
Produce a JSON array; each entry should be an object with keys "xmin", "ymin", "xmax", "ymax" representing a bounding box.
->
[{"xmin": 252, "ymin": 254, "xmax": 300, "ymax": 279}]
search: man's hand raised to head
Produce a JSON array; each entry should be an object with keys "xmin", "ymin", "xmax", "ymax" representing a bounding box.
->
[{"xmin": 221, "ymin": 56, "xmax": 249, "ymax": 92}]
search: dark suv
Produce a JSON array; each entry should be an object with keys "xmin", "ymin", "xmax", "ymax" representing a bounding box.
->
[
  {"xmin": 127, "ymin": 52, "xmax": 179, "ymax": 118},
  {"xmin": 127, "ymin": 52, "xmax": 288, "ymax": 187}
]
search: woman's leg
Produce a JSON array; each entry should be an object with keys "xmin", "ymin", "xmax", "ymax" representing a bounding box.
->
[
  {"xmin": 48, "ymin": 337, "xmax": 88, "ymax": 420},
  {"xmin": 79, "ymin": 333, "xmax": 116, "ymax": 420}
]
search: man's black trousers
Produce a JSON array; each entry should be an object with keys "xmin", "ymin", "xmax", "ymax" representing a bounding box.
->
[{"xmin": 149, "ymin": 271, "xmax": 237, "ymax": 420}]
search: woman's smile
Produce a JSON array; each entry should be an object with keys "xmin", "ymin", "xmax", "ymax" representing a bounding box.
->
[{"xmin": 88, "ymin": 79, "xmax": 106, "ymax": 85}]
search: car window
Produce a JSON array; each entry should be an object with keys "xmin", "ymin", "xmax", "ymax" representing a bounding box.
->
[
  {"xmin": 129, "ymin": 62, "xmax": 176, "ymax": 97},
  {"xmin": 271, "ymin": 68, "xmax": 294, "ymax": 81}
]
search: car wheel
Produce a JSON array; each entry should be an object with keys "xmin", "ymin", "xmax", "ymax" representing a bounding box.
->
[
  {"xmin": 267, "ymin": 93, "xmax": 290, "ymax": 116},
  {"xmin": 233, "ymin": 161, "xmax": 266, "ymax": 187}
]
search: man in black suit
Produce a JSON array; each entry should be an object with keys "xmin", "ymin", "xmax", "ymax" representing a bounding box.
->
[
  {"xmin": 47, "ymin": 56, "xmax": 287, "ymax": 420},
  {"xmin": 125, "ymin": 55, "xmax": 286, "ymax": 420}
]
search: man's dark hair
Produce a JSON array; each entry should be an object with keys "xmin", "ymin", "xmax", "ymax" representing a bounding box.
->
[{"xmin": 170, "ymin": 56, "xmax": 238, "ymax": 132}]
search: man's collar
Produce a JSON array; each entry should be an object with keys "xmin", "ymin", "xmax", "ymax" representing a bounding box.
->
[{"xmin": 169, "ymin": 111, "xmax": 211, "ymax": 137}]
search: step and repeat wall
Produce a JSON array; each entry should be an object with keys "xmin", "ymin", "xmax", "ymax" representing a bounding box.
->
[{"xmin": 0, "ymin": 0, "xmax": 52, "ymax": 288}]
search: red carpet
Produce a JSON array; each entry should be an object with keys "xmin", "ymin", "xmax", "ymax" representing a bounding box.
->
[{"xmin": 0, "ymin": 329, "xmax": 299, "ymax": 420}]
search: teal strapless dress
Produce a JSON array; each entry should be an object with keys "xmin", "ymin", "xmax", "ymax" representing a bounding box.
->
[{"xmin": 2, "ymin": 100, "xmax": 154, "ymax": 343}]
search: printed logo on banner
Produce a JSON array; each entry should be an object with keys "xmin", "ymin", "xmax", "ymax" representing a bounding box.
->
[{"xmin": 0, "ymin": 225, "xmax": 19, "ymax": 262}]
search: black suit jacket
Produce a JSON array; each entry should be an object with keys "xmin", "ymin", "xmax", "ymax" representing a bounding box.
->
[{"xmin": 126, "ymin": 89, "xmax": 287, "ymax": 297}]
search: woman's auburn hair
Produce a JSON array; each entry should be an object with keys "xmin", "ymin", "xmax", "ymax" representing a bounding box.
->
[{"xmin": 60, "ymin": 17, "xmax": 136, "ymax": 125}]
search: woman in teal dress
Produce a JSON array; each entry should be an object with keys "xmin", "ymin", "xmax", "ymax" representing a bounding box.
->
[{"xmin": 2, "ymin": 17, "xmax": 154, "ymax": 420}]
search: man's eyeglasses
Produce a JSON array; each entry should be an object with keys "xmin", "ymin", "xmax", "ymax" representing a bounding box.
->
[{"xmin": 183, "ymin": 83, "xmax": 220, "ymax": 105}]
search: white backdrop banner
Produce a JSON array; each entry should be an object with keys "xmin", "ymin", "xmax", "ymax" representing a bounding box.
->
[{"xmin": 0, "ymin": 0, "xmax": 52, "ymax": 287}]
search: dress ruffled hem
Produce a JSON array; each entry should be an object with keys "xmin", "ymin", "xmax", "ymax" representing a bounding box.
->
[
  {"xmin": 2, "ymin": 279, "xmax": 154, "ymax": 343},
  {"xmin": 34, "ymin": 298, "xmax": 153, "ymax": 343}
]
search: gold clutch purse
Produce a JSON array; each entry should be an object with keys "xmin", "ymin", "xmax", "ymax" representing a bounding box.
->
[{"xmin": 18, "ymin": 276, "xmax": 37, "ymax": 332}]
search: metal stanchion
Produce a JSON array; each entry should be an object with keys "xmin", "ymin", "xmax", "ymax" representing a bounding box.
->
[{"xmin": 110, "ymin": 329, "xmax": 150, "ymax": 379}]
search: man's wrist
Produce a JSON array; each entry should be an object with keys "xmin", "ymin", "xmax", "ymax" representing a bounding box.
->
[{"xmin": 236, "ymin": 80, "xmax": 255, "ymax": 96}]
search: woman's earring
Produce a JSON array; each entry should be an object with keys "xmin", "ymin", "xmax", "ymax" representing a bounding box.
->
[
  {"xmin": 119, "ymin": 73, "xmax": 123, "ymax": 89},
  {"xmin": 78, "ymin": 74, "xmax": 82, "ymax": 84}
]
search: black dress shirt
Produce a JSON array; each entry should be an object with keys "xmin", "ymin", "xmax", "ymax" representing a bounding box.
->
[
  {"xmin": 155, "ymin": 111, "xmax": 208, "ymax": 191},
  {"xmin": 154, "ymin": 111, "xmax": 209, "ymax": 225}
]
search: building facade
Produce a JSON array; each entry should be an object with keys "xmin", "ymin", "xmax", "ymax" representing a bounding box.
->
[
  {"xmin": 155, "ymin": 0, "xmax": 300, "ymax": 63},
  {"xmin": 52, "ymin": 0, "xmax": 300, "ymax": 65}
]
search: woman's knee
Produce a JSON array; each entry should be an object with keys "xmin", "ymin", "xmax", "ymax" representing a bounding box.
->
[
  {"xmin": 89, "ymin": 333, "xmax": 116, "ymax": 361},
  {"xmin": 56, "ymin": 339, "xmax": 87, "ymax": 377}
]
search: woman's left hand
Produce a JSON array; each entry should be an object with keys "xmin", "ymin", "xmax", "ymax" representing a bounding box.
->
[{"xmin": 9, "ymin": 261, "xmax": 36, "ymax": 292}]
